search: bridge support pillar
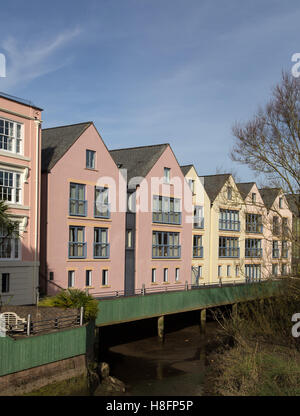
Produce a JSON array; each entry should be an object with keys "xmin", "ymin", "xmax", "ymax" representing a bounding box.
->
[
  {"xmin": 157, "ymin": 315, "xmax": 164, "ymax": 342},
  {"xmin": 200, "ymin": 309, "xmax": 206, "ymax": 333}
]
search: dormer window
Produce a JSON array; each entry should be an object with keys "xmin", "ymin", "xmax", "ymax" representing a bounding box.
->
[
  {"xmin": 86, "ymin": 150, "xmax": 95, "ymax": 169},
  {"xmin": 164, "ymin": 167, "xmax": 170, "ymax": 184},
  {"xmin": 188, "ymin": 179, "xmax": 195, "ymax": 194},
  {"xmin": 227, "ymin": 186, "xmax": 232, "ymax": 200},
  {"xmin": 251, "ymin": 193, "xmax": 256, "ymax": 203}
]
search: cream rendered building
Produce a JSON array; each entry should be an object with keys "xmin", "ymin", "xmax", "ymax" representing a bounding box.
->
[{"xmin": 181, "ymin": 165, "xmax": 210, "ymax": 284}]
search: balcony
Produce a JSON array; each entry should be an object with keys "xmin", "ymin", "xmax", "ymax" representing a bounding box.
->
[
  {"xmin": 68, "ymin": 242, "xmax": 87, "ymax": 259},
  {"xmin": 219, "ymin": 247, "xmax": 240, "ymax": 258},
  {"xmin": 245, "ymin": 248, "xmax": 263, "ymax": 258},
  {"xmin": 219, "ymin": 219, "xmax": 240, "ymax": 232},
  {"xmin": 152, "ymin": 244, "xmax": 181, "ymax": 259},
  {"xmin": 194, "ymin": 217, "xmax": 204, "ymax": 229},
  {"xmin": 94, "ymin": 243, "xmax": 110, "ymax": 259},
  {"xmin": 153, "ymin": 211, "xmax": 181, "ymax": 225},
  {"xmin": 69, "ymin": 199, "xmax": 87, "ymax": 217},
  {"xmin": 193, "ymin": 246, "xmax": 203, "ymax": 258},
  {"xmin": 94, "ymin": 202, "xmax": 110, "ymax": 219}
]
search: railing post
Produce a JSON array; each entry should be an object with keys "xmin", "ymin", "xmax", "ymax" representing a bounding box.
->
[
  {"xmin": 80, "ymin": 307, "xmax": 84, "ymax": 326},
  {"xmin": 27, "ymin": 314, "xmax": 31, "ymax": 336},
  {"xmin": 219, "ymin": 278, "xmax": 222, "ymax": 288},
  {"xmin": 185, "ymin": 280, "xmax": 188, "ymax": 291},
  {"xmin": 54, "ymin": 318, "xmax": 58, "ymax": 329},
  {"xmin": 142, "ymin": 284, "xmax": 145, "ymax": 296},
  {"xmin": 116, "ymin": 291, "xmax": 119, "ymax": 297}
]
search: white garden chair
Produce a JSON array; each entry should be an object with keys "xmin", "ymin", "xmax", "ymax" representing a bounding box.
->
[{"xmin": 0, "ymin": 312, "xmax": 26, "ymax": 332}]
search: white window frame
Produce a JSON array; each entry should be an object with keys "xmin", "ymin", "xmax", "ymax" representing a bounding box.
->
[
  {"xmin": 0, "ymin": 117, "xmax": 23, "ymax": 155},
  {"xmin": 175, "ymin": 268, "xmax": 180, "ymax": 282},
  {"xmin": 0, "ymin": 223, "xmax": 21, "ymax": 261},
  {"xmin": 68, "ymin": 270, "xmax": 75, "ymax": 288},
  {"xmin": 152, "ymin": 268, "xmax": 156, "ymax": 283},
  {"xmin": 86, "ymin": 270, "xmax": 92, "ymax": 287},
  {"xmin": 102, "ymin": 269, "xmax": 108, "ymax": 286},
  {"xmin": 163, "ymin": 268, "xmax": 168, "ymax": 282},
  {"xmin": 164, "ymin": 167, "xmax": 170, "ymax": 184},
  {"xmin": 0, "ymin": 169, "xmax": 22, "ymax": 204}
]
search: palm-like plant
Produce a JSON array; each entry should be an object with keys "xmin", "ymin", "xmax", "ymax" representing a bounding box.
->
[{"xmin": 0, "ymin": 200, "xmax": 20, "ymax": 238}]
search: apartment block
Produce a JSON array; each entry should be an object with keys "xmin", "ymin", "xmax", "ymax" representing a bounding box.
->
[{"xmin": 0, "ymin": 93, "xmax": 42, "ymax": 305}]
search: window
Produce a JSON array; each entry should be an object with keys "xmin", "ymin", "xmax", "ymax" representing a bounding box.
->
[
  {"xmin": 198, "ymin": 266, "xmax": 202, "ymax": 278},
  {"xmin": 272, "ymin": 264, "xmax": 278, "ymax": 276},
  {"xmin": 219, "ymin": 237, "xmax": 239, "ymax": 258},
  {"xmin": 175, "ymin": 268, "xmax": 180, "ymax": 282},
  {"xmin": 235, "ymin": 265, "xmax": 239, "ymax": 277},
  {"xmin": 102, "ymin": 269, "xmax": 108, "ymax": 286},
  {"xmin": 219, "ymin": 209, "xmax": 240, "ymax": 231},
  {"xmin": 151, "ymin": 268, "xmax": 156, "ymax": 283},
  {"xmin": 194, "ymin": 205, "xmax": 204, "ymax": 228},
  {"xmin": 227, "ymin": 186, "xmax": 232, "ymax": 200},
  {"xmin": 49, "ymin": 272, "xmax": 54, "ymax": 281},
  {"xmin": 0, "ymin": 170, "xmax": 21, "ymax": 204},
  {"xmin": 279, "ymin": 197, "xmax": 283, "ymax": 209},
  {"xmin": 126, "ymin": 230, "xmax": 133, "ymax": 248},
  {"xmin": 152, "ymin": 231, "xmax": 181, "ymax": 258},
  {"xmin": 227, "ymin": 265, "xmax": 231, "ymax": 277},
  {"xmin": 282, "ymin": 241, "xmax": 288, "ymax": 258},
  {"xmin": 94, "ymin": 187, "xmax": 110, "ymax": 218},
  {"xmin": 69, "ymin": 183, "xmax": 86, "ymax": 216},
  {"xmin": 86, "ymin": 150, "xmax": 95, "ymax": 169},
  {"xmin": 69, "ymin": 227, "xmax": 86, "ymax": 258},
  {"xmin": 245, "ymin": 239, "xmax": 262, "ymax": 257},
  {"xmin": 1, "ymin": 273, "xmax": 9, "ymax": 293},
  {"xmin": 94, "ymin": 228, "xmax": 109, "ymax": 258},
  {"xmin": 164, "ymin": 167, "xmax": 170, "ymax": 184},
  {"xmin": 245, "ymin": 213, "xmax": 263, "ymax": 233},
  {"xmin": 218, "ymin": 266, "xmax": 222, "ymax": 277},
  {"xmin": 163, "ymin": 268, "xmax": 168, "ymax": 282},
  {"xmin": 273, "ymin": 216, "xmax": 280, "ymax": 235},
  {"xmin": 272, "ymin": 241, "xmax": 279, "ymax": 258},
  {"xmin": 68, "ymin": 271, "xmax": 75, "ymax": 288},
  {"xmin": 153, "ymin": 195, "xmax": 181, "ymax": 225},
  {"xmin": 0, "ymin": 118, "xmax": 23, "ymax": 154},
  {"xmin": 86, "ymin": 270, "xmax": 92, "ymax": 287},
  {"xmin": 193, "ymin": 235, "xmax": 203, "ymax": 258},
  {"xmin": 0, "ymin": 224, "xmax": 20, "ymax": 260},
  {"xmin": 282, "ymin": 218, "xmax": 289, "ymax": 236},
  {"xmin": 188, "ymin": 179, "xmax": 195, "ymax": 194},
  {"xmin": 282, "ymin": 264, "xmax": 288, "ymax": 276},
  {"xmin": 245, "ymin": 265, "xmax": 261, "ymax": 282},
  {"xmin": 251, "ymin": 193, "xmax": 256, "ymax": 203}
]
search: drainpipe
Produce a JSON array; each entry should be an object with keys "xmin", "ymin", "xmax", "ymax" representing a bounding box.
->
[{"xmin": 34, "ymin": 118, "xmax": 41, "ymax": 304}]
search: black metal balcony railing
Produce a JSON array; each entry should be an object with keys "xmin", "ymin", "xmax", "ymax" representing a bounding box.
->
[
  {"xmin": 193, "ymin": 246, "xmax": 203, "ymax": 258},
  {"xmin": 272, "ymin": 248, "xmax": 280, "ymax": 258},
  {"xmin": 94, "ymin": 202, "xmax": 110, "ymax": 219},
  {"xmin": 69, "ymin": 199, "xmax": 87, "ymax": 216},
  {"xmin": 94, "ymin": 243, "xmax": 110, "ymax": 259},
  {"xmin": 219, "ymin": 219, "xmax": 240, "ymax": 231},
  {"xmin": 245, "ymin": 248, "xmax": 263, "ymax": 258},
  {"xmin": 152, "ymin": 245, "xmax": 181, "ymax": 259},
  {"xmin": 245, "ymin": 223, "xmax": 263, "ymax": 233},
  {"xmin": 219, "ymin": 247, "xmax": 240, "ymax": 258},
  {"xmin": 68, "ymin": 242, "xmax": 87, "ymax": 258},
  {"xmin": 194, "ymin": 217, "xmax": 204, "ymax": 229}
]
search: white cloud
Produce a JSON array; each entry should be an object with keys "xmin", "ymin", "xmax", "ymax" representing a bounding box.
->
[{"xmin": 0, "ymin": 28, "xmax": 81, "ymax": 90}]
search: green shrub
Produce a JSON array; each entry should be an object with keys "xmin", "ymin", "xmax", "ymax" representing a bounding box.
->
[{"xmin": 39, "ymin": 289, "xmax": 99, "ymax": 321}]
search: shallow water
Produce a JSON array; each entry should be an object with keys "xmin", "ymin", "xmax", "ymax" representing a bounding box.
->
[{"xmin": 96, "ymin": 321, "xmax": 219, "ymax": 396}]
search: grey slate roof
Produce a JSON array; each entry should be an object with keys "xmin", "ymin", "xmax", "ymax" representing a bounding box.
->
[
  {"xmin": 286, "ymin": 194, "xmax": 300, "ymax": 217},
  {"xmin": 236, "ymin": 182, "xmax": 255, "ymax": 200},
  {"xmin": 258, "ymin": 188, "xmax": 280, "ymax": 209},
  {"xmin": 201, "ymin": 174, "xmax": 231, "ymax": 202},
  {"xmin": 42, "ymin": 122, "xmax": 93, "ymax": 172},
  {"xmin": 180, "ymin": 165, "xmax": 194, "ymax": 176},
  {"xmin": 109, "ymin": 143, "xmax": 169, "ymax": 184}
]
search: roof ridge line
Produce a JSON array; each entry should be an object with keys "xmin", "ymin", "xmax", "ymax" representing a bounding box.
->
[
  {"xmin": 43, "ymin": 121, "xmax": 93, "ymax": 130},
  {"xmin": 109, "ymin": 143, "xmax": 169, "ymax": 152}
]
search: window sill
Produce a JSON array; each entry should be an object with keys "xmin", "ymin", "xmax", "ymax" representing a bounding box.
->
[
  {"xmin": 101, "ymin": 285, "xmax": 111, "ymax": 288},
  {"xmin": 0, "ymin": 150, "xmax": 30, "ymax": 162},
  {"xmin": 84, "ymin": 168, "xmax": 98, "ymax": 172},
  {"xmin": 84, "ymin": 286, "xmax": 94, "ymax": 289}
]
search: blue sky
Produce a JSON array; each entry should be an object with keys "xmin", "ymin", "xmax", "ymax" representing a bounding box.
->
[{"xmin": 0, "ymin": 0, "xmax": 299, "ymax": 181}]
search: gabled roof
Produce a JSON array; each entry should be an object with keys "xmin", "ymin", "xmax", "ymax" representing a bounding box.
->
[
  {"xmin": 42, "ymin": 122, "xmax": 93, "ymax": 172},
  {"xmin": 286, "ymin": 194, "xmax": 300, "ymax": 217},
  {"xmin": 258, "ymin": 188, "xmax": 281, "ymax": 210},
  {"xmin": 201, "ymin": 174, "xmax": 231, "ymax": 202},
  {"xmin": 236, "ymin": 182, "xmax": 256, "ymax": 200},
  {"xmin": 180, "ymin": 164, "xmax": 194, "ymax": 176},
  {"xmin": 109, "ymin": 143, "xmax": 169, "ymax": 184}
]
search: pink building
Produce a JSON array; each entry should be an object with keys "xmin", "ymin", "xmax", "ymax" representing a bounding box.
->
[
  {"xmin": 40, "ymin": 122, "xmax": 126, "ymax": 296},
  {"xmin": 0, "ymin": 93, "xmax": 42, "ymax": 305},
  {"xmin": 110, "ymin": 144, "xmax": 193, "ymax": 294}
]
